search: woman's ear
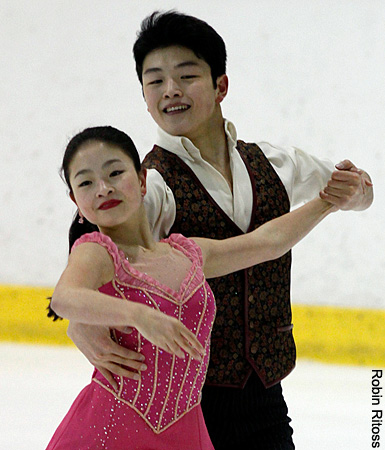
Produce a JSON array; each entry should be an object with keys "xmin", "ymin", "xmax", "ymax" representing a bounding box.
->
[{"xmin": 69, "ymin": 191, "xmax": 77, "ymax": 205}]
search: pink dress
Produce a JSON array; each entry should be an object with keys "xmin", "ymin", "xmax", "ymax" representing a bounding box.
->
[{"xmin": 46, "ymin": 232, "xmax": 216, "ymax": 450}]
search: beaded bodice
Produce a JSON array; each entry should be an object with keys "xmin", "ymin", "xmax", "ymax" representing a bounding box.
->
[{"xmin": 72, "ymin": 232, "xmax": 216, "ymax": 434}]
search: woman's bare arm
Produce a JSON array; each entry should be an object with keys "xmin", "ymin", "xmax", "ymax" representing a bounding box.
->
[
  {"xmin": 51, "ymin": 242, "xmax": 204, "ymax": 360},
  {"xmin": 51, "ymin": 243, "xmax": 135, "ymax": 326},
  {"xmin": 193, "ymin": 198, "xmax": 336, "ymax": 279}
]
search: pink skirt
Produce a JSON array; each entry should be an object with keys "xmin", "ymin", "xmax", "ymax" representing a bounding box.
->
[{"xmin": 46, "ymin": 381, "xmax": 214, "ymax": 450}]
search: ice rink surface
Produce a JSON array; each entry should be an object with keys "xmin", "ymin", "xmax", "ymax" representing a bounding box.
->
[{"xmin": 1, "ymin": 343, "xmax": 375, "ymax": 449}]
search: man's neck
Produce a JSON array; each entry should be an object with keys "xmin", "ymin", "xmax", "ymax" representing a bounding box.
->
[
  {"xmin": 188, "ymin": 117, "xmax": 228, "ymax": 163},
  {"xmin": 190, "ymin": 119, "xmax": 233, "ymax": 192}
]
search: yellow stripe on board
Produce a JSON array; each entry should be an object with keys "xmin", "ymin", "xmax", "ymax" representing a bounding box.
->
[
  {"xmin": 0, "ymin": 285, "xmax": 71, "ymax": 346},
  {"xmin": 1, "ymin": 285, "xmax": 384, "ymax": 366},
  {"xmin": 292, "ymin": 304, "xmax": 385, "ymax": 367}
]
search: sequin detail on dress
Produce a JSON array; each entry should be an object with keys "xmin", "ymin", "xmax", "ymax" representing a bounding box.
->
[{"xmin": 46, "ymin": 232, "xmax": 216, "ymax": 449}]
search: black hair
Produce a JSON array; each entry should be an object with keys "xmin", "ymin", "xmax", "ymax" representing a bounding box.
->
[
  {"xmin": 62, "ymin": 126, "xmax": 141, "ymax": 191},
  {"xmin": 133, "ymin": 10, "xmax": 227, "ymax": 87},
  {"xmin": 47, "ymin": 126, "xmax": 141, "ymax": 321},
  {"xmin": 62, "ymin": 125, "xmax": 141, "ymax": 247}
]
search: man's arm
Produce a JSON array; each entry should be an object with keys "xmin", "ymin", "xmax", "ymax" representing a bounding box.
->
[
  {"xmin": 319, "ymin": 159, "xmax": 373, "ymax": 210},
  {"xmin": 274, "ymin": 145, "xmax": 373, "ymax": 211},
  {"xmin": 143, "ymin": 168, "xmax": 176, "ymax": 240},
  {"xmin": 67, "ymin": 322, "xmax": 145, "ymax": 390}
]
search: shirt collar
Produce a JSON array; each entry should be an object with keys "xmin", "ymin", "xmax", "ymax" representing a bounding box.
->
[{"xmin": 155, "ymin": 119, "xmax": 238, "ymax": 162}]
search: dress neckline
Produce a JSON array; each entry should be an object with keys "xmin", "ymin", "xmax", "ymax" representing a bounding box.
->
[{"xmin": 117, "ymin": 235, "xmax": 201, "ymax": 301}]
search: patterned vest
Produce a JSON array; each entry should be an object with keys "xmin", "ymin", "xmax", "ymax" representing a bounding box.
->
[{"xmin": 142, "ymin": 141, "xmax": 295, "ymax": 388}]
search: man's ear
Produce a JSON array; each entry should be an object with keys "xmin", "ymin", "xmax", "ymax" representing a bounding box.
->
[
  {"xmin": 139, "ymin": 168, "xmax": 147, "ymax": 198},
  {"xmin": 215, "ymin": 74, "xmax": 229, "ymax": 104},
  {"xmin": 141, "ymin": 87, "xmax": 149, "ymax": 111}
]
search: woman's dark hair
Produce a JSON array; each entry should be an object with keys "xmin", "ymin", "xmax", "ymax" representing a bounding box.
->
[
  {"xmin": 47, "ymin": 126, "xmax": 141, "ymax": 320},
  {"xmin": 62, "ymin": 125, "xmax": 141, "ymax": 250},
  {"xmin": 133, "ymin": 11, "xmax": 227, "ymax": 87},
  {"xmin": 62, "ymin": 125, "xmax": 141, "ymax": 191}
]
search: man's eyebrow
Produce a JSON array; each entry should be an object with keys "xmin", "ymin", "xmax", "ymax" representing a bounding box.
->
[
  {"xmin": 143, "ymin": 61, "xmax": 200, "ymax": 76},
  {"xmin": 143, "ymin": 67, "xmax": 162, "ymax": 76},
  {"xmin": 175, "ymin": 61, "xmax": 199, "ymax": 69},
  {"xmin": 74, "ymin": 159, "xmax": 123, "ymax": 179}
]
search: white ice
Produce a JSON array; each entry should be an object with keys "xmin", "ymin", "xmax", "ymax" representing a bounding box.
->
[{"xmin": 0, "ymin": 343, "xmax": 374, "ymax": 449}]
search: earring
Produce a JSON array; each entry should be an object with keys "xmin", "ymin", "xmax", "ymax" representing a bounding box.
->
[{"xmin": 78, "ymin": 212, "xmax": 84, "ymax": 224}]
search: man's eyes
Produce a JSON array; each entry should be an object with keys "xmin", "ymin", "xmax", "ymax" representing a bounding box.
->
[
  {"xmin": 110, "ymin": 170, "xmax": 124, "ymax": 177},
  {"xmin": 147, "ymin": 75, "xmax": 198, "ymax": 85}
]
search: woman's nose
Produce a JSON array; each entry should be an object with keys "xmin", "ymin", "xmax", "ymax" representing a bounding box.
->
[{"xmin": 96, "ymin": 180, "xmax": 114, "ymax": 196}]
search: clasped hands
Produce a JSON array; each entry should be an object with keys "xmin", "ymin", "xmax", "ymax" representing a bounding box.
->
[{"xmin": 319, "ymin": 159, "xmax": 373, "ymax": 211}]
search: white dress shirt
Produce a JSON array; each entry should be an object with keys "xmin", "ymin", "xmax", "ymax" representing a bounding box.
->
[{"xmin": 143, "ymin": 120, "xmax": 334, "ymax": 240}]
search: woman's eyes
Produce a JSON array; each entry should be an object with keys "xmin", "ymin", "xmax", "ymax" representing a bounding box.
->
[
  {"xmin": 77, "ymin": 171, "xmax": 123, "ymax": 187},
  {"xmin": 78, "ymin": 180, "xmax": 92, "ymax": 187}
]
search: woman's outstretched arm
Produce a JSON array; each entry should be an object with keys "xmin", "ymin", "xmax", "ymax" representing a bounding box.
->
[{"xmin": 193, "ymin": 198, "xmax": 336, "ymax": 279}]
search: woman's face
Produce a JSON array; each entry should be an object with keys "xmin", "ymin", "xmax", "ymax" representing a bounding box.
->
[{"xmin": 68, "ymin": 141, "xmax": 146, "ymax": 229}]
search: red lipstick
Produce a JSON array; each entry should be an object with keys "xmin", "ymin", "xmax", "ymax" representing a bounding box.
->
[{"xmin": 98, "ymin": 200, "xmax": 122, "ymax": 210}]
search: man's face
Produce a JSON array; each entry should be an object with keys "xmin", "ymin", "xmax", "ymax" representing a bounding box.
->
[{"xmin": 142, "ymin": 45, "xmax": 227, "ymax": 142}]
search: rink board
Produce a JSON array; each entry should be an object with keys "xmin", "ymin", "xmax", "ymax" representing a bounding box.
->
[{"xmin": 1, "ymin": 284, "xmax": 384, "ymax": 366}]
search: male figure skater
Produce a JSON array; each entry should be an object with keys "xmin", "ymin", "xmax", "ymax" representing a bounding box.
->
[{"xmin": 67, "ymin": 11, "xmax": 373, "ymax": 449}]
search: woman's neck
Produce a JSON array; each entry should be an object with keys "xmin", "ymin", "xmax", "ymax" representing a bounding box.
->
[{"xmin": 98, "ymin": 205, "xmax": 157, "ymax": 253}]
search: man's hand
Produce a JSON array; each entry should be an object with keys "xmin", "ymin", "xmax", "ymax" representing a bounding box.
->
[
  {"xmin": 319, "ymin": 159, "xmax": 373, "ymax": 211},
  {"xmin": 67, "ymin": 322, "xmax": 146, "ymax": 391}
]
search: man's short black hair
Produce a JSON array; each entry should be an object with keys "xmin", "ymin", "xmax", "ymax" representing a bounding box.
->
[{"xmin": 133, "ymin": 11, "xmax": 227, "ymax": 87}]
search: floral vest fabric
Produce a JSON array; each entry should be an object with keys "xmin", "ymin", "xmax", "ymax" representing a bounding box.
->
[{"xmin": 142, "ymin": 141, "xmax": 295, "ymax": 388}]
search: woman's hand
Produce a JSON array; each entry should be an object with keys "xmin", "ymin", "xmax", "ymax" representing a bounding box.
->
[{"xmin": 132, "ymin": 304, "xmax": 205, "ymax": 361}]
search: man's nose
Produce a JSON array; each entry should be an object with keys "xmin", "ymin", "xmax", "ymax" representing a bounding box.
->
[{"xmin": 163, "ymin": 78, "xmax": 182, "ymax": 99}]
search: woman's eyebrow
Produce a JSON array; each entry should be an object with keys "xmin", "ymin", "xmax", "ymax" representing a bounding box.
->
[
  {"xmin": 74, "ymin": 159, "xmax": 123, "ymax": 179},
  {"xmin": 102, "ymin": 159, "xmax": 123, "ymax": 168}
]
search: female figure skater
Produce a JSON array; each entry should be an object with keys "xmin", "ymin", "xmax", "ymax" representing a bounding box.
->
[{"xmin": 46, "ymin": 126, "xmax": 336, "ymax": 449}]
